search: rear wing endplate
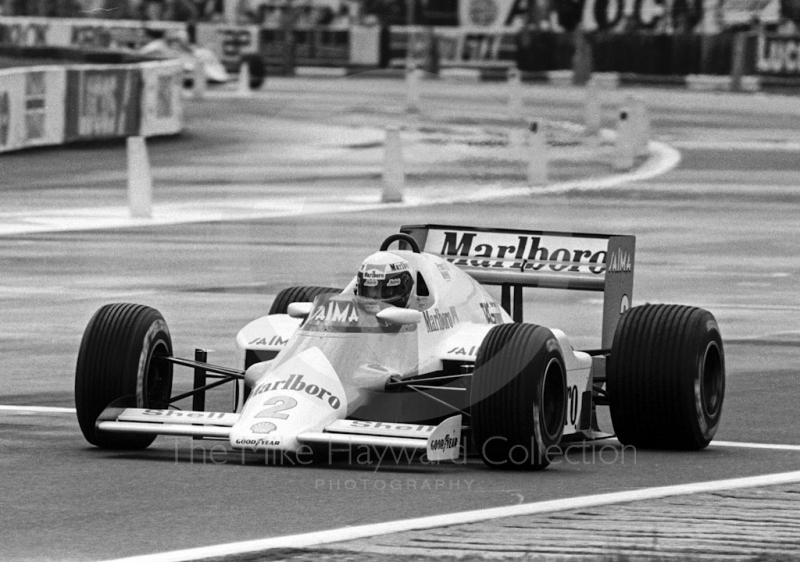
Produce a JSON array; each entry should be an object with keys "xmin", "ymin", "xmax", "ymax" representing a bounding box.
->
[{"xmin": 400, "ymin": 224, "xmax": 635, "ymax": 348}]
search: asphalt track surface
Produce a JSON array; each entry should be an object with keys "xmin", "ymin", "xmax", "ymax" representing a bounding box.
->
[{"xmin": 1, "ymin": 78, "xmax": 799, "ymax": 561}]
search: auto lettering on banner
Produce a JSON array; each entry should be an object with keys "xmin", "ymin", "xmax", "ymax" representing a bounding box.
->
[
  {"xmin": 756, "ymin": 34, "xmax": 800, "ymax": 75},
  {"xmin": 64, "ymin": 66, "xmax": 142, "ymax": 142},
  {"xmin": 0, "ymin": 18, "xmax": 50, "ymax": 46},
  {"xmin": 69, "ymin": 20, "xmax": 188, "ymax": 50},
  {"xmin": 457, "ymin": 0, "xmax": 671, "ymax": 29},
  {"xmin": 139, "ymin": 62, "xmax": 183, "ymax": 137},
  {"xmin": 0, "ymin": 16, "xmax": 186, "ymax": 50}
]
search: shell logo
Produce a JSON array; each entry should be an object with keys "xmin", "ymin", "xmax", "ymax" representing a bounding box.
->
[{"xmin": 250, "ymin": 422, "xmax": 277, "ymax": 434}]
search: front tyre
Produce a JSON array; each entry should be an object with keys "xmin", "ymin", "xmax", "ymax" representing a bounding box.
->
[
  {"xmin": 268, "ymin": 286, "xmax": 341, "ymax": 315},
  {"xmin": 607, "ymin": 304, "xmax": 725, "ymax": 450},
  {"xmin": 75, "ymin": 303, "xmax": 173, "ymax": 449},
  {"xmin": 471, "ymin": 323, "xmax": 567, "ymax": 470}
]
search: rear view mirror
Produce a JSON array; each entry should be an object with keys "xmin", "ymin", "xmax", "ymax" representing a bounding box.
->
[
  {"xmin": 376, "ymin": 308, "xmax": 422, "ymax": 326},
  {"xmin": 287, "ymin": 302, "xmax": 313, "ymax": 318}
]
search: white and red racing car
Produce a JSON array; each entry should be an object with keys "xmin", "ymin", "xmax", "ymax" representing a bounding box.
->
[{"xmin": 75, "ymin": 225, "xmax": 725, "ymax": 469}]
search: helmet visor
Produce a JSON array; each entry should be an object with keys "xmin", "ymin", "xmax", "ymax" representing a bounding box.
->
[{"xmin": 358, "ymin": 272, "xmax": 409, "ymax": 304}]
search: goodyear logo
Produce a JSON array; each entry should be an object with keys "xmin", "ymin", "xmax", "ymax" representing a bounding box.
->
[{"xmin": 429, "ymin": 433, "xmax": 459, "ymax": 451}]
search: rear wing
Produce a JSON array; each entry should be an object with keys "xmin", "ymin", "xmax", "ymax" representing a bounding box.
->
[{"xmin": 400, "ymin": 224, "xmax": 635, "ymax": 348}]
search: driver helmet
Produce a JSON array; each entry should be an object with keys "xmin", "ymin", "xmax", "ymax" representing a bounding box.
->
[{"xmin": 356, "ymin": 252, "xmax": 414, "ymax": 308}]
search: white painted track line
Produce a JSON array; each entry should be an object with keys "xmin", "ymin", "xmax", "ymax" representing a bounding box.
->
[
  {"xmin": 712, "ymin": 440, "xmax": 800, "ymax": 452},
  {"xmin": 0, "ymin": 141, "xmax": 680, "ymax": 237},
  {"xmin": 101, "ymin": 470, "xmax": 800, "ymax": 562}
]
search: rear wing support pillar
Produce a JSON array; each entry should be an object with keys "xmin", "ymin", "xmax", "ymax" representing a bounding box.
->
[{"xmin": 500, "ymin": 284, "xmax": 524, "ymax": 323}]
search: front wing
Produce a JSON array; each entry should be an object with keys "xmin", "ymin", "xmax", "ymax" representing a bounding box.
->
[{"xmin": 96, "ymin": 407, "xmax": 462, "ymax": 461}]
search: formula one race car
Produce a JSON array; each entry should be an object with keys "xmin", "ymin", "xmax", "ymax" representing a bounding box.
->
[{"xmin": 75, "ymin": 225, "xmax": 725, "ymax": 469}]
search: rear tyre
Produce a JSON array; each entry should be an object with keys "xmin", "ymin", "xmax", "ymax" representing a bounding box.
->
[
  {"xmin": 75, "ymin": 303, "xmax": 173, "ymax": 449},
  {"xmin": 607, "ymin": 304, "xmax": 725, "ymax": 450},
  {"xmin": 268, "ymin": 286, "xmax": 341, "ymax": 315},
  {"xmin": 471, "ymin": 323, "xmax": 566, "ymax": 470}
]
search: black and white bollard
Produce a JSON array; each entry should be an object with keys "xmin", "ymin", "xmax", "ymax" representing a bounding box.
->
[
  {"xmin": 382, "ymin": 126, "xmax": 404, "ymax": 203},
  {"xmin": 192, "ymin": 59, "xmax": 206, "ymax": 100},
  {"xmin": 584, "ymin": 79, "xmax": 601, "ymax": 138},
  {"xmin": 507, "ymin": 67, "xmax": 523, "ymax": 118},
  {"xmin": 237, "ymin": 59, "xmax": 251, "ymax": 97},
  {"xmin": 406, "ymin": 62, "xmax": 420, "ymax": 113},
  {"xmin": 527, "ymin": 120, "xmax": 547, "ymax": 186},
  {"xmin": 613, "ymin": 108, "xmax": 635, "ymax": 171},
  {"xmin": 629, "ymin": 94, "xmax": 649, "ymax": 157},
  {"xmin": 127, "ymin": 136, "xmax": 153, "ymax": 218}
]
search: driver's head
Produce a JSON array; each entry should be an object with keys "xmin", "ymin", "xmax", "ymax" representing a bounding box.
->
[{"xmin": 356, "ymin": 252, "xmax": 414, "ymax": 308}]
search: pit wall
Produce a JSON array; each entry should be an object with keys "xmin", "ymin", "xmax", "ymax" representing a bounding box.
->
[{"xmin": 0, "ymin": 59, "xmax": 183, "ymax": 154}]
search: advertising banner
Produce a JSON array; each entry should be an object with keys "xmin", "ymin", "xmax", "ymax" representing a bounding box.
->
[
  {"xmin": 457, "ymin": 0, "xmax": 780, "ymax": 32},
  {"xmin": 22, "ymin": 67, "xmax": 67, "ymax": 149},
  {"xmin": 139, "ymin": 61, "xmax": 183, "ymax": 137},
  {"xmin": 0, "ymin": 17, "xmax": 52, "ymax": 47},
  {"xmin": 0, "ymin": 17, "xmax": 187, "ymax": 49},
  {"xmin": 755, "ymin": 34, "xmax": 800, "ymax": 75},
  {"xmin": 717, "ymin": 0, "xmax": 781, "ymax": 26},
  {"xmin": 456, "ymin": 0, "xmax": 673, "ymax": 30},
  {"xmin": 0, "ymin": 67, "xmax": 66, "ymax": 153},
  {"xmin": 391, "ymin": 26, "xmax": 517, "ymax": 68},
  {"xmin": 196, "ymin": 23, "xmax": 260, "ymax": 71},
  {"xmin": 64, "ymin": 66, "xmax": 142, "ymax": 142},
  {"xmin": 69, "ymin": 20, "xmax": 187, "ymax": 50}
]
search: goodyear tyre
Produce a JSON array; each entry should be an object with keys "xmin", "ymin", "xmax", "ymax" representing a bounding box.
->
[
  {"xmin": 75, "ymin": 303, "xmax": 173, "ymax": 449},
  {"xmin": 268, "ymin": 286, "xmax": 341, "ymax": 315},
  {"xmin": 471, "ymin": 323, "xmax": 567, "ymax": 470},
  {"xmin": 607, "ymin": 304, "xmax": 725, "ymax": 450}
]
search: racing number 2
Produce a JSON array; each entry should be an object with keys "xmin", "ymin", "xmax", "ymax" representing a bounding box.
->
[
  {"xmin": 567, "ymin": 385, "xmax": 579, "ymax": 426},
  {"xmin": 255, "ymin": 396, "xmax": 297, "ymax": 420}
]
